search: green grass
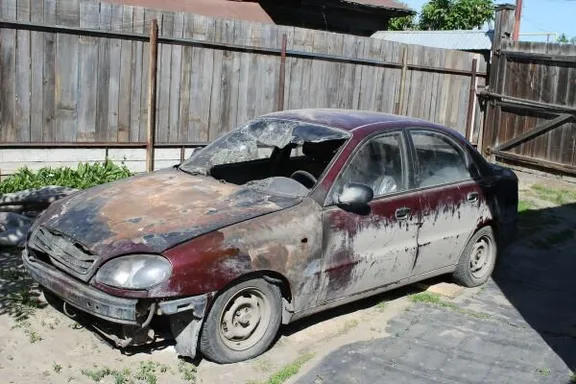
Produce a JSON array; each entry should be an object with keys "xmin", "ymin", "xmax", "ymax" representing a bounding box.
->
[
  {"xmin": 265, "ymin": 353, "xmax": 315, "ymax": 384},
  {"xmin": 81, "ymin": 366, "xmax": 113, "ymax": 382},
  {"xmin": 536, "ymin": 367, "xmax": 551, "ymax": 377},
  {"xmin": 134, "ymin": 361, "xmax": 169, "ymax": 384},
  {"xmin": 178, "ymin": 360, "xmax": 197, "ymax": 383},
  {"xmin": 53, "ymin": 362, "xmax": 63, "ymax": 374},
  {"xmin": 0, "ymin": 160, "xmax": 132, "ymax": 194},
  {"xmin": 531, "ymin": 184, "xmax": 576, "ymax": 205},
  {"xmin": 11, "ymin": 319, "xmax": 42, "ymax": 343},
  {"xmin": 410, "ymin": 292, "xmax": 491, "ymax": 320},
  {"xmin": 570, "ymin": 371, "xmax": 576, "ymax": 382},
  {"xmin": 518, "ymin": 199, "xmax": 538, "ymax": 212}
]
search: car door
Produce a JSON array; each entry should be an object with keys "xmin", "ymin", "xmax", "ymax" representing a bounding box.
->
[
  {"xmin": 316, "ymin": 131, "xmax": 421, "ymax": 304},
  {"xmin": 408, "ymin": 128, "xmax": 491, "ymax": 275}
]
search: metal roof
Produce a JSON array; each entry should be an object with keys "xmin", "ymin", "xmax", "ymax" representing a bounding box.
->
[
  {"xmin": 371, "ymin": 30, "xmax": 494, "ymax": 51},
  {"xmin": 344, "ymin": 0, "xmax": 413, "ymax": 12}
]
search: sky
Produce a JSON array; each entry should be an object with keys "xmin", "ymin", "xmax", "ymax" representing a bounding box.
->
[{"xmin": 400, "ymin": 0, "xmax": 576, "ymax": 42}]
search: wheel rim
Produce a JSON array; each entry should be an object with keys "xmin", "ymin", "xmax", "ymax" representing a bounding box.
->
[
  {"xmin": 218, "ymin": 287, "xmax": 272, "ymax": 351},
  {"xmin": 469, "ymin": 235, "xmax": 494, "ymax": 279}
]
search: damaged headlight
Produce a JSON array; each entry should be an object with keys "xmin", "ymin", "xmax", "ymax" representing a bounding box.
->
[{"xmin": 95, "ymin": 254, "xmax": 172, "ymax": 289}]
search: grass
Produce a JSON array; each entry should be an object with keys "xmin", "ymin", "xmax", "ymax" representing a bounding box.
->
[
  {"xmin": 81, "ymin": 366, "xmax": 113, "ymax": 382},
  {"xmin": 11, "ymin": 319, "xmax": 42, "ymax": 343},
  {"xmin": 53, "ymin": 362, "xmax": 63, "ymax": 374},
  {"xmin": 264, "ymin": 353, "xmax": 315, "ymax": 384},
  {"xmin": 375, "ymin": 300, "xmax": 387, "ymax": 311},
  {"xmin": 531, "ymin": 184, "xmax": 576, "ymax": 205},
  {"xmin": 253, "ymin": 358, "xmax": 275, "ymax": 373},
  {"xmin": 570, "ymin": 371, "xmax": 576, "ymax": 382},
  {"xmin": 134, "ymin": 361, "xmax": 170, "ymax": 384},
  {"xmin": 410, "ymin": 292, "xmax": 491, "ymax": 320},
  {"xmin": 537, "ymin": 367, "xmax": 551, "ymax": 377},
  {"xmin": 178, "ymin": 360, "xmax": 198, "ymax": 383},
  {"xmin": 81, "ymin": 362, "xmax": 169, "ymax": 384},
  {"xmin": 337, "ymin": 319, "xmax": 359, "ymax": 336},
  {"xmin": 518, "ymin": 199, "xmax": 538, "ymax": 212}
]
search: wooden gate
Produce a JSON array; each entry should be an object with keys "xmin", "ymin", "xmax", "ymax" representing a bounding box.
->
[{"xmin": 481, "ymin": 6, "xmax": 576, "ymax": 175}]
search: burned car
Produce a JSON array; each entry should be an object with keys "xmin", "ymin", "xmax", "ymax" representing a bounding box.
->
[{"xmin": 23, "ymin": 109, "xmax": 518, "ymax": 363}]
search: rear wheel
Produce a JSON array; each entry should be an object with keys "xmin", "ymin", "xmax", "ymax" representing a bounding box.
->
[
  {"xmin": 453, "ymin": 226, "xmax": 497, "ymax": 287},
  {"xmin": 200, "ymin": 278, "xmax": 282, "ymax": 363}
]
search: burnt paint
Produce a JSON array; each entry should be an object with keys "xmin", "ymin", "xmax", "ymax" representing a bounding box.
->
[{"xmin": 32, "ymin": 168, "xmax": 301, "ymax": 261}]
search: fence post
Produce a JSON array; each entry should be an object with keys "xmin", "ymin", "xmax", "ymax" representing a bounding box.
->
[
  {"xmin": 465, "ymin": 58, "xmax": 478, "ymax": 142},
  {"xmin": 146, "ymin": 19, "xmax": 159, "ymax": 173},
  {"xmin": 481, "ymin": 4, "xmax": 516, "ymax": 158},
  {"xmin": 277, "ymin": 33, "xmax": 288, "ymax": 111},
  {"xmin": 395, "ymin": 47, "xmax": 408, "ymax": 115}
]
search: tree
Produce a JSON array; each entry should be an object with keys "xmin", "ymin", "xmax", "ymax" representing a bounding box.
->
[
  {"xmin": 557, "ymin": 33, "xmax": 569, "ymax": 43},
  {"xmin": 388, "ymin": 0, "xmax": 494, "ymax": 31}
]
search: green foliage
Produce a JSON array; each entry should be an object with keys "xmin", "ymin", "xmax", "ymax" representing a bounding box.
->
[
  {"xmin": 419, "ymin": 0, "xmax": 494, "ymax": 30},
  {"xmin": 388, "ymin": 15, "xmax": 417, "ymax": 31},
  {"xmin": 389, "ymin": 0, "xmax": 494, "ymax": 31},
  {"xmin": 178, "ymin": 360, "xmax": 197, "ymax": 383},
  {"xmin": 0, "ymin": 161, "xmax": 132, "ymax": 194},
  {"xmin": 557, "ymin": 33, "xmax": 575, "ymax": 44}
]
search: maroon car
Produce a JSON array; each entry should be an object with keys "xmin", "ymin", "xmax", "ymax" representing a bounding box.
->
[{"xmin": 23, "ymin": 109, "xmax": 518, "ymax": 363}]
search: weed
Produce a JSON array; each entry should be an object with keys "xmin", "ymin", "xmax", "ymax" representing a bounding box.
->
[
  {"xmin": 531, "ymin": 184, "xmax": 576, "ymax": 205},
  {"xmin": 112, "ymin": 368, "xmax": 132, "ymax": 384},
  {"xmin": 375, "ymin": 300, "xmax": 387, "ymax": 311},
  {"xmin": 410, "ymin": 292, "xmax": 491, "ymax": 320},
  {"xmin": 0, "ymin": 267, "xmax": 27, "ymax": 281},
  {"xmin": 0, "ymin": 161, "xmax": 133, "ymax": 194},
  {"xmin": 253, "ymin": 358, "xmax": 274, "ymax": 373},
  {"xmin": 570, "ymin": 371, "xmax": 576, "ymax": 382},
  {"xmin": 537, "ymin": 367, "xmax": 551, "ymax": 376},
  {"xmin": 518, "ymin": 199, "xmax": 537, "ymax": 212},
  {"xmin": 265, "ymin": 353, "xmax": 315, "ymax": 384},
  {"xmin": 53, "ymin": 362, "xmax": 63, "ymax": 374},
  {"xmin": 43, "ymin": 370, "xmax": 51, "ymax": 377},
  {"xmin": 12, "ymin": 320, "xmax": 43, "ymax": 343},
  {"xmin": 81, "ymin": 366, "xmax": 112, "ymax": 382},
  {"xmin": 337, "ymin": 319, "xmax": 359, "ymax": 336},
  {"xmin": 178, "ymin": 360, "xmax": 198, "ymax": 383},
  {"xmin": 6, "ymin": 287, "xmax": 45, "ymax": 321}
]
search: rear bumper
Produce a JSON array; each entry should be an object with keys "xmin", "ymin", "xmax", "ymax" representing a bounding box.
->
[{"xmin": 23, "ymin": 248, "xmax": 140, "ymax": 325}]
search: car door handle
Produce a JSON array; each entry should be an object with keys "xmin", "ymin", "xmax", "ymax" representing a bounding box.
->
[
  {"xmin": 467, "ymin": 192, "xmax": 479, "ymax": 203},
  {"xmin": 395, "ymin": 207, "xmax": 411, "ymax": 220}
]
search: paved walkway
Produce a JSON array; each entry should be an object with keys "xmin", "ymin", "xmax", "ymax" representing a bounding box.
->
[{"xmin": 296, "ymin": 202, "xmax": 576, "ymax": 384}]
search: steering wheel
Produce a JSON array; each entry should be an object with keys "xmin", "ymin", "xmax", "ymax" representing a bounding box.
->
[{"xmin": 290, "ymin": 170, "xmax": 318, "ymax": 189}]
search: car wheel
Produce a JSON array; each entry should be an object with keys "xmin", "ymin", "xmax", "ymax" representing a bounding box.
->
[
  {"xmin": 453, "ymin": 226, "xmax": 497, "ymax": 287},
  {"xmin": 199, "ymin": 278, "xmax": 282, "ymax": 363}
]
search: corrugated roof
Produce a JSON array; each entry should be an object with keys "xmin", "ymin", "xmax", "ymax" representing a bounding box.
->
[
  {"xmin": 371, "ymin": 30, "xmax": 494, "ymax": 50},
  {"xmin": 344, "ymin": 0, "xmax": 413, "ymax": 11}
]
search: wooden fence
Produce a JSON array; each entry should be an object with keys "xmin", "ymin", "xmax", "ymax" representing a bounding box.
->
[
  {"xmin": 482, "ymin": 6, "xmax": 576, "ymax": 175},
  {"xmin": 0, "ymin": 0, "xmax": 487, "ymax": 169}
]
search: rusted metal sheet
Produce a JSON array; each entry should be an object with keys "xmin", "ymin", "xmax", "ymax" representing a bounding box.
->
[{"xmin": 31, "ymin": 168, "xmax": 302, "ymax": 261}]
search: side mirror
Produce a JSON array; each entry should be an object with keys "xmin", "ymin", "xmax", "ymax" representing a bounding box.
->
[{"xmin": 337, "ymin": 183, "xmax": 374, "ymax": 207}]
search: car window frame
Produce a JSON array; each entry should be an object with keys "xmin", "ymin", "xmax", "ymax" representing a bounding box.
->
[
  {"xmin": 323, "ymin": 129, "xmax": 411, "ymax": 207},
  {"xmin": 406, "ymin": 127, "xmax": 480, "ymax": 190}
]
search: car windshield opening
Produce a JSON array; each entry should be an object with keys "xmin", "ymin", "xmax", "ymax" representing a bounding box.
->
[{"xmin": 179, "ymin": 118, "xmax": 350, "ymax": 197}]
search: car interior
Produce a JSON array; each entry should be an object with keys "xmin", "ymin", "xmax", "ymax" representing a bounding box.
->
[{"xmin": 209, "ymin": 138, "xmax": 348, "ymax": 190}]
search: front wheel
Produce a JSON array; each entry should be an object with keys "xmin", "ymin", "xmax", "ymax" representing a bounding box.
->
[
  {"xmin": 199, "ymin": 278, "xmax": 282, "ymax": 363},
  {"xmin": 453, "ymin": 226, "xmax": 497, "ymax": 287}
]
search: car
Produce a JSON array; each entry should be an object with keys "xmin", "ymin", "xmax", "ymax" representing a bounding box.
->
[{"xmin": 23, "ymin": 109, "xmax": 518, "ymax": 364}]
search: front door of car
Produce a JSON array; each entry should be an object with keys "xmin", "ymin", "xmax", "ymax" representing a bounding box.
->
[
  {"xmin": 407, "ymin": 129, "xmax": 491, "ymax": 275},
  {"xmin": 317, "ymin": 131, "xmax": 421, "ymax": 304}
]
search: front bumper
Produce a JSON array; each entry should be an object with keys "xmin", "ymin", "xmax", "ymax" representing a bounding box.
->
[{"xmin": 23, "ymin": 248, "xmax": 140, "ymax": 325}]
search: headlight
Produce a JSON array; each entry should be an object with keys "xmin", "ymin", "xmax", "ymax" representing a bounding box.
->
[{"xmin": 95, "ymin": 254, "xmax": 172, "ymax": 289}]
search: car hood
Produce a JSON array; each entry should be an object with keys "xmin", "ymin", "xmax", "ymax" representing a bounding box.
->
[{"xmin": 32, "ymin": 168, "xmax": 301, "ymax": 259}]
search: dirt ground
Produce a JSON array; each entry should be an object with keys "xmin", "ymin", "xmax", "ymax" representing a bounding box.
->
[{"xmin": 1, "ymin": 171, "xmax": 575, "ymax": 384}]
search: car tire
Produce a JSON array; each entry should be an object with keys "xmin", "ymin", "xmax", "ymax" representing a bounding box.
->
[
  {"xmin": 453, "ymin": 226, "xmax": 497, "ymax": 288},
  {"xmin": 199, "ymin": 278, "xmax": 282, "ymax": 364}
]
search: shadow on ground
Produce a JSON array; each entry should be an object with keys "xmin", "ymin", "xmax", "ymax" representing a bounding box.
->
[
  {"xmin": 0, "ymin": 246, "xmax": 46, "ymax": 320},
  {"xmin": 492, "ymin": 202, "xmax": 576, "ymax": 373}
]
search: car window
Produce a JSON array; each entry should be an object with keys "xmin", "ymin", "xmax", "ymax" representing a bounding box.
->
[
  {"xmin": 410, "ymin": 130, "xmax": 473, "ymax": 188},
  {"xmin": 328, "ymin": 133, "xmax": 406, "ymax": 205}
]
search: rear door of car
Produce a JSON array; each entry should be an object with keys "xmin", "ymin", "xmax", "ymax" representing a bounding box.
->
[
  {"xmin": 316, "ymin": 130, "xmax": 422, "ymax": 304},
  {"xmin": 407, "ymin": 128, "xmax": 492, "ymax": 275}
]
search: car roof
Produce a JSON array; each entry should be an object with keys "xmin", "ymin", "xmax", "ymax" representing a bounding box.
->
[{"xmin": 261, "ymin": 108, "xmax": 437, "ymax": 132}]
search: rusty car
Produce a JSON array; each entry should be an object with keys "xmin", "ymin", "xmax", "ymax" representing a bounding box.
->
[{"xmin": 23, "ymin": 109, "xmax": 518, "ymax": 363}]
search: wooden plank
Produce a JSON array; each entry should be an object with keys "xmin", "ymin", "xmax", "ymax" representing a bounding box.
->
[
  {"xmin": 188, "ymin": 15, "xmax": 215, "ymax": 142},
  {"xmin": 494, "ymin": 114, "xmax": 573, "ymax": 152},
  {"xmin": 54, "ymin": 0, "xmax": 79, "ymax": 142},
  {"xmin": 95, "ymin": 3, "xmax": 111, "ymax": 141},
  {"xmin": 177, "ymin": 14, "xmax": 194, "ymax": 142},
  {"xmin": 0, "ymin": 2, "xmax": 16, "ymax": 142},
  {"xmin": 336, "ymin": 34, "xmax": 364, "ymax": 109},
  {"xmin": 235, "ymin": 21, "xmax": 260, "ymax": 125},
  {"xmin": 117, "ymin": 6, "xmax": 133, "ymax": 142},
  {"xmin": 41, "ymin": 0, "xmax": 57, "ymax": 142},
  {"xmin": 207, "ymin": 19, "xmax": 227, "ymax": 140},
  {"xmin": 254, "ymin": 24, "xmax": 279, "ymax": 117},
  {"xmin": 286, "ymin": 27, "xmax": 314, "ymax": 111},
  {"xmin": 168, "ymin": 13, "xmax": 184, "ymax": 142},
  {"xmin": 15, "ymin": 0, "xmax": 31, "ymax": 141},
  {"xmin": 155, "ymin": 14, "xmax": 173, "ymax": 143},
  {"xmin": 130, "ymin": 7, "xmax": 145, "ymax": 142},
  {"xmin": 76, "ymin": 2, "xmax": 99, "ymax": 142},
  {"xmin": 106, "ymin": 4, "xmax": 124, "ymax": 141},
  {"xmin": 495, "ymin": 150, "xmax": 576, "ymax": 175},
  {"xmin": 357, "ymin": 37, "xmax": 382, "ymax": 110},
  {"xmin": 30, "ymin": 1, "xmax": 44, "ymax": 142}
]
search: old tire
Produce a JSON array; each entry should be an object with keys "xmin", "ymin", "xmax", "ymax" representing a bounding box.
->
[
  {"xmin": 199, "ymin": 278, "xmax": 282, "ymax": 364},
  {"xmin": 453, "ymin": 226, "xmax": 497, "ymax": 288}
]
